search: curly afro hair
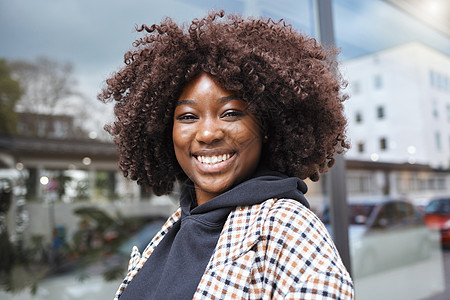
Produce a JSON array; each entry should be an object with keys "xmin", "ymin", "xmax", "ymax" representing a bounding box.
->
[{"xmin": 98, "ymin": 10, "xmax": 349, "ymax": 195}]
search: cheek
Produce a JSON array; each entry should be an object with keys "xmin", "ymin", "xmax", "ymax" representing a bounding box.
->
[
  {"xmin": 236, "ymin": 129, "xmax": 262, "ymax": 161},
  {"xmin": 235, "ymin": 122, "xmax": 262, "ymax": 149},
  {"xmin": 172, "ymin": 126, "xmax": 190, "ymax": 161}
]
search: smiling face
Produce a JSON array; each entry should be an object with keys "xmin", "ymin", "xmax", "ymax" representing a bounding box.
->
[{"xmin": 173, "ymin": 72, "xmax": 263, "ymax": 206}]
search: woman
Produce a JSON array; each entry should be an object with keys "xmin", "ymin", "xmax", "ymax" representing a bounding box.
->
[{"xmin": 99, "ymin": 10, "xmax": 354, "ymax": 300}]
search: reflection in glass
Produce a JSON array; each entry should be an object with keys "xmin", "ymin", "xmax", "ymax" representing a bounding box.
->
[
  {"xmin": 0, "ymin": 0, "xmax": 449, "ymax": 299},
  {"xmin": 320, "ymin": 198, "xmax": 444, "ymax": 299}
]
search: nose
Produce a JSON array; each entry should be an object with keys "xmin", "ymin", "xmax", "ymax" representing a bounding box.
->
[{"xmin": 195, "ymin": 117, "xmax": 225, "ymax": 144}]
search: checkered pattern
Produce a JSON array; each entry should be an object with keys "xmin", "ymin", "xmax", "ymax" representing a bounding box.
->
[{"xmin": 114, "ymin": 199, "xmax": 354, "ymax": 299}]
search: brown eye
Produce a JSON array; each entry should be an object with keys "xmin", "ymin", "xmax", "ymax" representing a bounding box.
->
[
  {"xmin": 176, "ymin": 114, "xmax": 198, "ymax": 121},
  {"xmin": 222, "ymin": 110, "xmax": 244, "ymax": 118}
]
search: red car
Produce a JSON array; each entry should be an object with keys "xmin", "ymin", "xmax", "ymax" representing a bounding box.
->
[{"xmin": 424, "ymin": 197, "xmax": 450, "ymax": 246}]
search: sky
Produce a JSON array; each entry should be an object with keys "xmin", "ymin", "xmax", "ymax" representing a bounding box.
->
[{"xmin": 0, "ymin": 0, "xmax": 449, "ymax": 132}]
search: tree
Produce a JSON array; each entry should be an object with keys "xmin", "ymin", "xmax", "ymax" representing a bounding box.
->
[
  {"xmin": 7, "ymin": 57, "xmax": 97, "ymax": 139},
  {"xmin": 8, "ymin": 57, "xmax": 82, "ymax": 116},
  {"xmin": 0, "ymin": 59, "xmax": 22, "ymax": 134}
]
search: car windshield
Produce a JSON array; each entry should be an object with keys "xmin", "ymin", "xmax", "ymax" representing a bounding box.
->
[
  {"xmin": 322, "ymin": 203, "xmax": 376, "ymax": 225},
  {"xmin": 348, "ymin": 204, "xmax": 376, "ymax": 225},
  {"xmin": 425, "ymin": 199, "xmax": 450, "ymax": 214}
]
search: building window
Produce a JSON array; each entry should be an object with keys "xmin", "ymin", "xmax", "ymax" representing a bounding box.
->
[
  {"xmin": 53, "ymin": 120, "xmax": 69, "ymax": 138},
  {"xmin": 355, "ymin": 111, "xmax": 362, "ymax": 123},
  {"xmin": 447, "ymin": 104, "xmax": 450, "ymax": 122},
  {"xmin": 428, "ymin": 178, "xmax": 436, "ymax": 190},
  {"xmin": 377, "ymin": 106, "xmax": 385, "ymax": 119},
  {"xmin": 437, "ymin": 177, "xmax": 447, "ymax": 190},
  {"xmin": 433, "ymin": 100, "xmax": 439, "ymax": 118},
  {"xmin": 352, "ymin": 81, "xmax": 361, "ymax": 95},
  {"xmin": 374, "ymin": 74, "xmax": 382, "ymax": 89},
  {"xmin": 380, "ymin": 137, "xmax": 387, "ymax": 150},
  {"xmin": 397, "ymin": 175, "xmax": 412, "ymax": 193},
  {"xmin": 37, "ymin": 120, "xmax": 47, "ymax": 137},
  {"xmin": 347, "ymin": 173, "xmax": 374, "ymax": 194},
  {"xmin": 435, "ymin": 131, "xmax": 441, "ymax": 150},
  {"xmin": 429, "ymin": 70, "xmax": 435, "ymax": 87},
  {"xmin": 357, "ymin": 141, "xmax": 364, "ymax": 153}
]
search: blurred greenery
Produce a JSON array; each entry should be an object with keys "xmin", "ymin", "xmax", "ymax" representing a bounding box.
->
[{"xmin": 0, "ymin": 59, "xmax": 22, "ymax": 134}]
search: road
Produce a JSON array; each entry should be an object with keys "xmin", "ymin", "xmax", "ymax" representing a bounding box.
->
[
  {"xmin": 354, "ymin": 245, "xmax": 447, "ymax": 300},
  {"xmin": 423, "ymin": 249, "xmax": 450, "ymax": 300},
  {"xmin": 1, "ymin": 247, "xmax": 449, "ymax": 299}
]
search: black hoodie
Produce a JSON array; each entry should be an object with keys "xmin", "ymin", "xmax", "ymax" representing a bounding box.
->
[{"xmin": 119, "ymin": 166, "xmax": 309, "ymax": 300}]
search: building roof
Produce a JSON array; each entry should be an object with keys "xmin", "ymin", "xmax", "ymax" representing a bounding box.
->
[{"xmin": 0, "ymin": 135, "xmax": 117, "ymax": 161}]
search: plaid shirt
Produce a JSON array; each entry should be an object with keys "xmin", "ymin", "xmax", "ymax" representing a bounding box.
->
[{"xmin": 114, "ymin": 198, "xmax": 354, "ymax": 299}]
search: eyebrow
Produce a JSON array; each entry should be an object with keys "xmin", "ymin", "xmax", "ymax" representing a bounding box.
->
[
  {"xmin": 176, "ymin": 99, "xmax": 195, "ymax": 107},
  {"xmin": 175, "ymin": 95, "xmax": 242, "ymax": 107}
]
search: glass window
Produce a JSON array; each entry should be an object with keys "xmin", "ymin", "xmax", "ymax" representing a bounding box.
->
[
  {"xmin": 430, "ymin": 70, "xmax": 435, "ymax": 86},
  {"xmin": 373, "ymin": 202, "xmax": 398, "ymax": 227},
  {"xmin": 377, "ymin": 105, "xmax": 385, "ymax": 119},
  {"xmin": 353, "ymin": 81, "xmax": 361, "ymax": 94},
  {"xmin": 358, "ymin": 141, "xmax": 364, "ymax": 153},
  {"xmin": 52, "ymin": 120, "xmax": 69, "ymax": 138},
  {"xmin": 355, "ymin": 111, "xmax": 362, "ymax": 123},
  {"xmin": 437, "ymin": 73, "xmax": 442, "ymax": 89},
  {"xmin": 433, "ymin": 99, "xmax": 439, "ymax": 118},
  {"xmin": 374, "ymin": 74, "xmax": 383, "ymax": 89},
  {"xmin": 436, "ymin": 131, "xmax": 442, "ymax": 150},
  {"xmin": 347, "ymin": 173, "xmax": 374, "ymax": 194},
  {"xmin": 396, "ymin": 201, "xmax": 415, "ymax": 219},
  {"xmin": 2, "ymin": 1, "xmax": 450, "ymax": 299},
  {"xmin": 436, "ymin": 177, "xmax": 446, "ymax": 190},
  {"xmin": 426, "ymin": 198, "xmax": 450, "ymax": 214},
  {"xmin": 37, "ymin": 120, "xmax": 47, "ymax": 137},
  {"xmin": 380, "ymin": 137, "xmax": 387, "ymax": 150}
]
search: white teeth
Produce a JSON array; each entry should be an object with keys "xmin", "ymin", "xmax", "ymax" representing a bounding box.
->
[{"xmin": 196, "ymin": 154, "xmax": 232, "ymax": 165}]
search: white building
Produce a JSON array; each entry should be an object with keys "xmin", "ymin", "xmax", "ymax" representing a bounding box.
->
[{"xmin": 343, "ymin": 42, "xmax": 450, "ymax": 169}]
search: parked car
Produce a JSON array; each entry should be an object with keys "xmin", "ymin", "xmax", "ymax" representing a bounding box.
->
[
  {"xmin": 321, "ymin": 197, "xmax": 433, "ymax": 278},
  {"xmin": 423, "ymin": 197, "xmax": 450, "ymax": 247},
  {"xmin": 70, "ymin": 217, "xmax": 166, "ymax": 283},
  {"xmin": 0, "ymin": 215, "xmax": 166, "ymax": 300},
  {"xmin": 65, "ymin": 211, "xmax": 166, "ymax": 281}
]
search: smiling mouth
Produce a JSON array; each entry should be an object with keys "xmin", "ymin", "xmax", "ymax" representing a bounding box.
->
[{"xmin": 195, "ymin": 153, "xmax": 234, "ymax": 165}]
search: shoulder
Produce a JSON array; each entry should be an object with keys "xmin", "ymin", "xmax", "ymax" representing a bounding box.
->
[
  {"xmin": 261, "ymin": 198, "xmax": 350, "ymax": 277},
  {"xmin": 233, "ymin": 198, "xmax": 337, "ymax": 262},
  {"xmin": 259, "ymin": 198, "xmax": 329, "ymax": 243},
  {"xmin": 264, "ymin": 198, "xmax": 326, "ymax": 235},
  {"xmin": 262, "ymin": 198, "xmax": 338, "ymax": 263},
  {"xmin": 264, "ymin": 198, "xmax": 316, "ymax": 221},
  {"xmin": 255, "ymin": 198, "xmax": 326, "ymax": 238},
  {"xmin": 231, "ymin": 198, "xmax": 325, "ymax": 242},
  {"xmin": 260, "ymin": 198, "xmax": 354, "ymax": 298}
]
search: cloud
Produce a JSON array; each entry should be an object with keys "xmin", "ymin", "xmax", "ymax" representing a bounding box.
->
[
  {"xmin": 334, "ymin": 0, "xmax": 450, "ymax": 60},
  {"xmin": 1, "ymin": 0, "xmax": 448, "ymax": 121}
]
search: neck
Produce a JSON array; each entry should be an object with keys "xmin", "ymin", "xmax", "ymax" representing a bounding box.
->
[{"xmin": 195, "ymin": 187, "xmax": 219, "ymax": 206}]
